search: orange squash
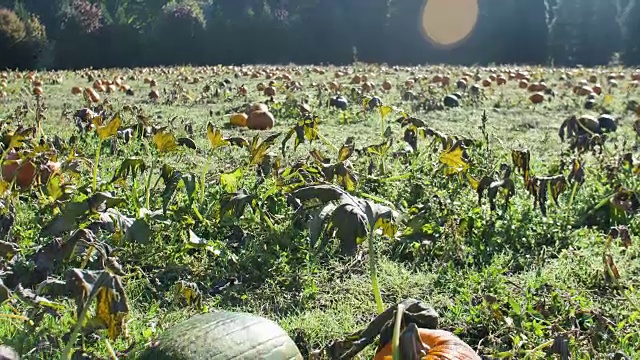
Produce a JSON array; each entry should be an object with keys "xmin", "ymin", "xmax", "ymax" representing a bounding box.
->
[
  {"xmin": 32, "ymin": 86, "xmax": 43, "ymax": 96},
  {"xmin": 374, "ymin": 328, "xmax": 481, "ymax": 360},
  {"xmin": 84, "ymin": 87, "xmax": 100, "ymax": 103},
  {"xmin": 247, "ymin": 103, "xmax": 269, "ymax": 114},
  {"xmin": 264, "ymin": 86, "xmax": 276, "ymax": 96},
  {"xmin": 71, "ymin": 86, "xmax": 83, "ymax": 95},
  {"xmin": 230, "ymin": 113, "xmax": 248, "ymax": 127},
  {"xmin": 529, "ymin": 92, "xmax": 544, "ymax": 104},
  {"xmin": 382, "ymin": 80, "xmax": 392, "ymax": 91},
  {"xmin": 247, "ymin": 110, "xmax": 275, "ymax": 130},
  {"xmin": 149, "ymin": 90, "xmax": 160, "ymax": 100}
]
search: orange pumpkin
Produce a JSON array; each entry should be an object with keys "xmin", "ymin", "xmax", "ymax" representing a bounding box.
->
[
  {"xmin": 84, "ymin": 87, "xmax": 100, "ymax": 103},
  {"xmin": 264, "ymin": 86, "xmax": 276, "ymax": 96},
  {"xmin": 405, "ymin": 79, "xmax": 415, "ymax": 88},
  {"xmin": 247, "ymin": 103, "xmax": 269, "ymax": 114},
  {"xmin": 374, "ymin": 328, "xmax": 481, "ymax": 360},
  {"xmin": 529, "ymin": 92, "xmax": 544, "ymax": 104},
  {"xmin": 71, "ymin": 86, "xmax": 83, "ymax": 95},
  {"xmin": 382, "ymin": 80, "xmax": 392, "ymax": 91},
  {"xmin": 32, "ymin": 86, "xmax": 43, "ymax": 96},
  {"xmin": 2, "ymin": 152, "xmax": 36, "ymax": 189},
  {"xmin": 518, "ymin": 80, "xmax": 529, "ymax": 89},
  {"xmin": 230, "ymin": 113, "xmax": 248, "ymax": 127},
  {"xmin": 496, "ymin": 76, "xmax": 507, "ymax": 85},
  {"xmin": 247, "ymin": 110, "xmax": 275, "ymax": 130},
  {"xmin": 481, "ymin": 78, "xmax": 492, "ymax": 87},
  {"xmin": 351, "ymin": 75, "xmax": 362, "ymax": 84},
  {"xmin": 149, "ymin": 90, "xmax": 160, "ymax": 100}
]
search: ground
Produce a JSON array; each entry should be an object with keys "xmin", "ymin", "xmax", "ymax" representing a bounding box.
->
[{"xmin": 0, "ymin": 64, "xmax": 639, "ymax": 359}]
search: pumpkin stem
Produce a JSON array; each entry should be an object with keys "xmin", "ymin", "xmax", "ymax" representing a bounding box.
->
[
  {"xmin": 391, "ymin": 303, "xmax": 405, "ymax": 360},
  {"xmin": 368, "ymin": 232, "xmax": 384, "ymax": 314}
]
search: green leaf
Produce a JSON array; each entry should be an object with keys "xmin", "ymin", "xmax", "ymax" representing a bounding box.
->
[{"xmin": 220, "ymin": 168, "xmax": 243, "ymax": 193}]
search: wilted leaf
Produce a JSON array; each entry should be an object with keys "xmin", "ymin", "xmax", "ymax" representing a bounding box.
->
[
  {"xmin": 338, "ymin": 137, "xmax": 355, "ymax": 162},
  {"xmin": 66, "ymin": 269, "xmax": 129, "ymax": 340},
  {"xmin": 379, "ymin": 105, "xmax": 393, "ymax": 120},
  {"xmin": 609, "ymin": 225, "xmax": 632, "ymax": 248},
  {"xmin": 187, "ymin": 229, "xmax": 207, "ymax": 248},
  {"xmin": 511, "ymin": 149, "xmax": 531, "ymax": 183},
  {"xmin": 568, "ymin": 158, "xmax": 585, "ymax": 184},
  {"xmin": 94, "ymin": 113, "xmax": 121, "ymax": 141},
  {"xmin": 153, "ymin": 131, "xmax": 178, "ymax": 153},
  {"xmin": 6, "ymin": 126, "xmax": 35, "ymax": 150},
  {"xmin": 604, "ymin": 254, "xmax": 620, "ymax": 283},
  {"xmin": 439, "ymin": 140, "xmax": 470, "ymax": 174},
  {"xmin": 206, "ymin": 123, "xmax": 228, "ymax": 149},
  {"xmin": 111, "ymin": 157, "xmax": 146, "ymax": 183},
  {"xmin": 172, "ymin": 281, "xmax": 202, "ymax": 307},
  {"xmin": 220, "ymin": 189, "xmax": 256, "ymax": 219},
  {"xmin": 290, "ymin": 185, "xmax": 397, "ymax": 255},
  {"xmin": 177, "ymin": 137, "xmax": 197, "ymax": 150},
  {"xmin": 249, "ymin": 133, "xmax": 281, "ymax": 165},
  {"xmin": 281, "ymin": 115, "xmax": 319, "ymax": 156}
]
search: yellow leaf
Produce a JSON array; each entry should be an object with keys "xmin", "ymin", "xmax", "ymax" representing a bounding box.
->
[
  {"xmin": 439, "ymin": 142, "xmax": 469, "ymax": 173},
  {"xmin": 603, "ymin": 94, "xmax": 613, "ymax": 106},
  {"xmin": 379, "ymin": 105, "xmax": 393, "ymax": 120},
  {"xmin": 206, "ymin": 122, "xmax": 228, "ymax": 149},
  {"xmin": 153, "ymin": 131, "xmax": 178, "ymax": 153},
  {"xmin": 46, "ymin": 174, "xmax": 63, "ymax": 200},
  {"xmin": 466, "ymin": 172, "xmax": 479, "ymax": 190},
  {"xmin": 374, "ymin": 217, "xmax": 397, "ymax": 238},
  {"xmin": 0, "ymin": 180, "xmax": 10, "ymax": 196},
  {"xmin": 95, "ymin": 287, "xmax": 127, "ymax": 340},
  {"xmin": 94, "ymin": 113, "xmax": 121, "ymax": 140}
]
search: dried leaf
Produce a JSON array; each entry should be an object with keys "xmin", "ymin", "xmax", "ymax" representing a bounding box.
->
[{"xmin": 206, "ymin": 122, "xmax": 229, "ymax": 149}]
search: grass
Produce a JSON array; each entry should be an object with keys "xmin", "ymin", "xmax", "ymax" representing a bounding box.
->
[{"xmin": 0, "ymin": 63, "xmax": 639, "ymax": 359}]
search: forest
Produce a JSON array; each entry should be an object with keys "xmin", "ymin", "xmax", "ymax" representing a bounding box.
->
[{"xmin": 0, "ymin": 0, "xmax": 639, "ymax": 70}]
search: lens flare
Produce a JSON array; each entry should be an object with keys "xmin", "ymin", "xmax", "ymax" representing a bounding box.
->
[{"xmin": 421, "ymin": 0, "xmax": 479, "ymax": 47}]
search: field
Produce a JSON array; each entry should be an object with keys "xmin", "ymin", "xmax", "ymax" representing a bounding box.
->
[{"xmin": 0, "ymin": 63, "xmax": 640, "ymax": 359}]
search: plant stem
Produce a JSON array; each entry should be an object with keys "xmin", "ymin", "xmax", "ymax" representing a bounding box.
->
[
  {"xmin": 392, "ymin": 304, "xmax": 405, "ymax": 360},
  {"xmin": 523, "ymin": 339, "xmax": 554, "ymax": 359},
  {"xmin": 200, "ymin": 155, "xmax": 212, "ymax": 205},
  {"xmin": 317, "ymin": 133, "xmax": 338, "ymax": 153},
  {"xmin": 145, "ymin": 158, "xmax": 157, "ymax": 209},
  {"xmin": 568, "ymin": 181, "xmax": 579, "ymax": 209},
  {"xmin": 104, "ymin": 338, "xmax": 118, "ymax": 360},
  {"xmin": 92, "ymin": 140, "xmax": 103, "ymax": 192},
  {"xmin": 368, "ymin": 232, "xmax": 384, "ymax": 314}
]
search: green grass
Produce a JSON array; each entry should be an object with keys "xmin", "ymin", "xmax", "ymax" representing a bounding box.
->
[{"xmin": 0, "ymin": 64, "xmax": 639, "ymax": 359}]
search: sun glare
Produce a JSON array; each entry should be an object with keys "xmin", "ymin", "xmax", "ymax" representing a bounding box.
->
[{"xmin": 421, "ymin": 0, "xmax": 479, "ymax": 47}]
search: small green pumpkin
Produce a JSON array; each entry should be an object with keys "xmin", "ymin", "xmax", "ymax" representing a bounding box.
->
[{"xmin": 141, "ymin": 311, "xmax": 302, "ymax": 360}]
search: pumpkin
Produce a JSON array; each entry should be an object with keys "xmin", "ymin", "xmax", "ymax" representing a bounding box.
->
[
  {"xmin": 456, "ymin": 79, "xmax": 467, "ymax": 90},
  {"xmin": 488, "ymin": 74, "xmax": 497, "ymax": 81},
  {"xmin": 247, "ymin": 102, "xmax": 269, "ymax": 114},
  {"xmin": 405, "ymin": 79, "xmax": 415, "ymax": 88},
  {"xmin": 256, "ymin": 82, "xmax": 266, "ymax": 91},
  {"xmin": 32, "ymin": 86, "xmax": 43, "ymax": 96},
  {"xmin": 518, "ymin": 80, "xmax": 529, "ymax": 89},
  {"xmin": 230, "ymin": 113, "xmax": 248, "ymax": 127},
  {"xmin": 149, "ymin": 90, "xmax": 160, "ymax": 100},
  {"xmin": 575, "ymin": 86, "xmax": 593, "ymax": 96},
  {"xmin": 2, "ymin": 151, "xmax": 36, "ymax": 188},
  {"xmin": 589, "ymin": 74, "xmax": 598, "ymax": 83},
  {"xmin": 529, "ymin": 92, "xmax": 544, "ymax": 104},
  {"xmin": 32, "ymin": 79, "xmax": 42, "ymax": 87},
  {"xmin": 84, "ymin": 87, "xmax": 100, "ymax": 103},
  {"xmin": 382, "ymin": 80, "xmax": 392, "ymax": 90},
  {"xmin": 481, "ymin": 78, "xmax": 491, "ymax": 87},
  {"xmin": 441, "ymin": 75, "xmax": 450, "ymax": 86},
  {"xmin": 92, "ymin": 80, "xmax": 103, "ymax": 90},
  {"xmin": 247, "ymin": 110, "xmax": 275, "ymax": 130},
  {"xmin": 351, "ymin": 74, "xmax": 362, "ymax": 84},
  {"xmin": 264, "ymin": 86, "xmax": 276, "ymax": 96},
  {"xmin": 496, "ymin": 76, "xmax": 507, "ymax": 85},
  {"xmin": 374, "ymin": 328, "xmax": 481, "ymax": 360},
  {"xmin": 632, "ymin": 72, "xmax": 640, "ymax": 81},
  {"xmin": 71, "ymin": 86, "xmax": 83, "ymax": 95},
  {"xmin": 432, "ymin": 74, "xmax": 443, "ymax": 83},
  {"xmin": 592, "ymin": 84, "xmax": 602, "ymax": 95},
  {"xmin": 140, "ymin": 311, "xmax": 302, "ymax": 360},
  {"xmin": 150, "ymin": 79, "xmax": 158, "ymax": 87},
  {"xmin": 238, "ymin": 85, "xmax": 248, "ymax": 96}
]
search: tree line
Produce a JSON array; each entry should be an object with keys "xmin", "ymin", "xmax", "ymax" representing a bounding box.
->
[{"xmin": 0, "ymin": 0, "xmax": 639, "ymax": 70}]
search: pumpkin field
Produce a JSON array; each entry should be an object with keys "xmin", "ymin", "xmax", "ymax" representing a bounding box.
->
[{"xmin": 0, "ymin": 64, "xmax": 640, "ymax": 359}]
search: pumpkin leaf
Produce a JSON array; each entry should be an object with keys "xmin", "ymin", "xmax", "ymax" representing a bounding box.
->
[
  {"xmin": 160, "ymin": 164, "xmax": 182, "ymax": 214},
  {"xmin": 379, "ymin": 105, "xmax": 394, "ymax": 120},
  {"xmin": 111, "ymin": 157, "xmax": 146, "ymax": 183},
  {"xmin": 153, "ymin": 131, "xmax": 178, "ymax": 153},
  {"xmin": 249, "ymin": 133, "xmax": 281, "ymax": 165},
  {"xmin": 439, "ymin": 140, "xmax": 470, "ymax": 174},
  {"xmin": 289, "ymin": 184, "xmax": 396, "ymax": 254},
  {"xmin": 187, "ymin": 229, "xmax": 207, "ymax": 248},
  {"xmin": 511, "ymin": 149, "xmax": 531, "ymax": 183},
  {"xmin": 65, "ymin": 269, "xmax": 129, "ymax": 340},
  {"xmin": 220, "ymin": 189, "xmax": 255, "ymax": 219},
  {"xmin": 338, "ymin": 137, "xmax": 355, "ymax": 162},
  {"xmin": 6, "ymin": 127, "xmax": 35, "ymax": 150},
  {"xmin": 94, "ymin": 113, "xmax": 121, "ymax": 141},
  {"xmin": 220, "ymin": 168, "xmax": 243, "ymax": 193},
  {"xmin": 281, "ymin": 115, "xmax": 319, "ymax": 156},
  {"xmin": 206, "ymin": 122, "xmax": 229, "ymax": 149}
]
